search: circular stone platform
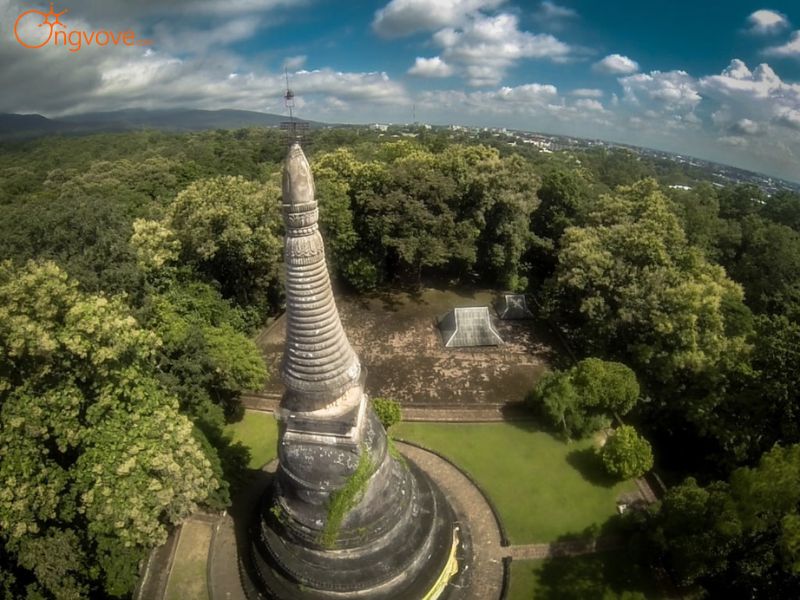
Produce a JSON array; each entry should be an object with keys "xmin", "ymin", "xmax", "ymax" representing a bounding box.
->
[{"xmin": 207, "ymin": 443, "xmax": 504, "ymax": 600}]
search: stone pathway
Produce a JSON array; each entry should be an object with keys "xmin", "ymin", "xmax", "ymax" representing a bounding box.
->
[
  {"xmin": 240, "ymin": 395, "xmax": 534, "ymax": 423},
  {"xmin": 505, "ymin": 536, "xmax": 622, "ymax": 560}
]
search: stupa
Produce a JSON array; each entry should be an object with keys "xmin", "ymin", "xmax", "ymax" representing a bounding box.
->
[{"xmin": 244, "ymin": 142, "xmax": 459, "ymax": 599}]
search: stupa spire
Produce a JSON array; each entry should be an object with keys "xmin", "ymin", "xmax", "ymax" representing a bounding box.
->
[
  {"xmin": 280, "ymin": 142, "xmax": 360, "ymax": 407},
  {"xmin": 245, "ymin": 141, "xmax": 459, "ymax": 600}
]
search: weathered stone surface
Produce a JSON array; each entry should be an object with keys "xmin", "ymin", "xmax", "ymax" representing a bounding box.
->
[{"xmin": 244, "ymin": 143, "xmax": 459, "ymax": 599}]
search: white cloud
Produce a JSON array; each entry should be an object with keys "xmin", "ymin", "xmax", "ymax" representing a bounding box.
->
[
  {"xmin": 700, "ymin": 60, "xmax": 796, "ymax": 100},
  {"xmin": 730, "ymin": 118, "xmax": 763, "ymax": 135},
  {"xmin": 420, "ymin": 82, "xmax": 558, "ymax": 112},
  {"xmin": 291, "ymin": 69, "xmax": 409, "ymax": 104},
  {"xmin": 533, "ymin": 1, "xmax": 577, "ymax": 26},
  {"xmin": 283, "ymin": 55, "xmax": 307, "ymax": 70},
  {"xmin": 719, "ymin": 135, "xmax": 749, "ymax": 147},
  {"xmin": 537, "ymin": 1, "xmax": 576, "ymax": 19},
  {"xmin": 775, "ymin": 107, "xmax": 800, "ymax": 130},
  {"xmin": 593, "ymin": 53, "xmax": 639, "ymax": 75},
  {"xmin": 493, "ymin": 83, "xmax": 559, "ymax": 103},
  {"xmin": 764, "ymin": 30, "xmax": 800, "ymax": 57},
  {"xmin": 700, "ymin": 59, "xmax": 800, "ymax": 135},
  {"xmin": 747, "ymin": 9, "xmax": 789, "ymax": 34},
  {"xmin": 433, "ymin": 13, "xmax": 573, "ymax": 86},
  {"xmin": 620, "ymin": 70, "xmax": 701, "ymax": 111},
  {"xmin": 372, "ymin": 0, "xmax": 504, "ymax": 37},
  {"xmin": 408, "ymin": 56, "xmax": 454, "ymax": 77},
  {"xmin": 571, "ymin": 88, "xmax": 603, "ymax": 98},
  {"xmin": 574, "ymin": 98, "xmax": 604, "ymax": 111}
]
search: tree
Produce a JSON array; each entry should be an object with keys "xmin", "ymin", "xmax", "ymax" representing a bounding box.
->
[
  {"xmin": 643, "ymin": 444, "xmax": 800, "ymax": 597},
  {"xmin": 529, "ymin": 359, "xmax": 639, "ymax": 439},
  {"xmin": 716, "ymin": 215, "xmax": 800, "ymax": 318},
  {"xmin": 545, "ymin": 179, "xmax": 751, "ymax": 385},
  {"xmin": 762, "ymin": 190, "xmax": 800, "ymax": 232},
  {"xmin": 474, "ymin": 153, "xmax": 539, "ymax": 291},
  {"xmin": 529, "ymin": 167, "xmax": 590, "ymax": 284},
  {"xmin": 668, "ymin": 182, "xmax": 725, "ymax": 258},
  {"xmin": 532, "ymin": 167, "xmax": 588, "ymax": 243},
  {"xmin": 168, "ymin": 176, "xmax": 283, "ymax": 310},
  {"xmin": 130, "ymin": 218, "xmax": 180, "ymax": 277},
  {"xmin": 0, "ymin": 261, "xmax": 218, "ymax": 597},
  {"xmin": 529, "ymin": 370, "xmax": 609, "ymax": 439},
  {"xmin": 572, "ymin": 358, "xmax": 640, "ymax": 416},
  {"xmin": 140, "ymin": 280, "xmax": 268, "ymax": 505},
  {"xmin": 705, "ymin": 314, "xmax": 800, "ymax": 465},
  {"xmin": 372, "ymin": 398, "xmax": 401, "ymax": 430},
  {"xmin": 599, "ymin": 426, "xmax": 654, "ymax": 480}
]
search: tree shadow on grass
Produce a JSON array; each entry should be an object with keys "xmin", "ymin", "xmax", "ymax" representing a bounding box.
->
[
  {"xmin": 566, "ymin": 447, "xmax": 618, "ymax": 488},
  {"xmin": 503, "ymin": 417, "xmax": 546, "ymax": 434},
  {"xmin": 530, "ymin": 547, "xmax": 652, "ymax": 600}
]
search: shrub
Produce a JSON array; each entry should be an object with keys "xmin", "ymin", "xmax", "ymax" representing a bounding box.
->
[{"xmin": 372, "ymin": 397, "xmax": 402, "ymax": 429}]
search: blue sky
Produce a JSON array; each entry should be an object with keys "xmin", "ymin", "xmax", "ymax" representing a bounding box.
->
[{"xmin": 2, "ymin": 0, "xmax": 800, "ymax": 180}]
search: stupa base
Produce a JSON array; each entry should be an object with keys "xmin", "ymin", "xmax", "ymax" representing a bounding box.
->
[{"xmin": 242, "ymin": 460, "xmax": 461, "ymax": 600}]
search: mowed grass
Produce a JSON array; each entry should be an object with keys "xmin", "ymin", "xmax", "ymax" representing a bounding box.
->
[
  {"xmin": 224, "ymin": 410, "xmax": 279, "ymax": 469},
  {"xmin": 393, "ymin": 422, "xmax": 637, "ymax": 544},
  {"xmin": 509, "ymin": 553, "xmax": 662, "ymax": 600}
]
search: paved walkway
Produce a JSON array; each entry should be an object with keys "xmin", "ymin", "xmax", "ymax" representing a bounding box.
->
[
  {"xmin": 241, "ymin": 393, "xmax": 533, "ymax": 423},
  {"xmin": 505, "ymin": 536, "xmax": 622, "ymax": 560}
]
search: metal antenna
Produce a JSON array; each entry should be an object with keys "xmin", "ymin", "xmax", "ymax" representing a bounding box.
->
[
  {"xmin": 280, "ymin": 67, "xmax": 308, "ymax": 145},
  {"xmin": 284, "ymin": 68, "xmax": 294, "ymax": 121}
]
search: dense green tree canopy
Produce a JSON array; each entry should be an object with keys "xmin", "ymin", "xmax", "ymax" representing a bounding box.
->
[
  {"xmin": 644, "ymin": 444, "xmax": 800, "ymax": 597},
  {"xmin": 546, "ymin": 179, "xmax": 750, "ymax": 384},
  {"xmin": 0, "ymin": 261, "xmax": 219, "ymax": 598},
  {"xmin": 168, "ymin": 176, "xmax": 283, "ymax": 309},
  {"xmin": 312, "ymin": 142, "xmax": 538, "ymax": 290},
  {"xmin": 1, "ymin": 126, "xmax": 800, "ymax": 598}
]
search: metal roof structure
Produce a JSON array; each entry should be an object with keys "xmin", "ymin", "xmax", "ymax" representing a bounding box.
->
[
  {"xmin": 438, "ymin": 306, "xmax": 504, "ymax": 347},
  {"xmin": 495, "ymin": 293, "xmax": 534, "ymax": 320}
]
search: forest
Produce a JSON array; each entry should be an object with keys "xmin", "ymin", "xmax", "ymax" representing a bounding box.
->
[{"xmin": 1, "ymin": 126, "xmax": 799, "ymax": 598}]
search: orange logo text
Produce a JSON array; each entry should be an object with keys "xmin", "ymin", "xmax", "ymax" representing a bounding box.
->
[{"xmin": 14, "ymin": 3, "xmax": 152, "ymax": 52}]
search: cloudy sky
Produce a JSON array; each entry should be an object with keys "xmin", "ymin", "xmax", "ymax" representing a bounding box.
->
[{"xmin": 2, "ymin": 0, "xmax": 800, "ymax": 181}]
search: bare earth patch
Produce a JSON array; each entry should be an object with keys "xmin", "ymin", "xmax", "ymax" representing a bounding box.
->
[{"xmin": 256, "ymin": 288, "xmax": 554, "ymax": 407}]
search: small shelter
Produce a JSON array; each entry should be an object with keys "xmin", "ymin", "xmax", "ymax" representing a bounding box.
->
[
  {"xmin": 437, "ymin": 306, "xmax": 504, "ymax": 348},
  {"xmin": 495, "ymin": 293, "xmax": 534, "ymax": 320}
]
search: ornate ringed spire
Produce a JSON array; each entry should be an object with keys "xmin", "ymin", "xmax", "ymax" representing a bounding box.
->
[{"xmin": 280, "ymin": 142, "xmax": 360, "ymax": 406}]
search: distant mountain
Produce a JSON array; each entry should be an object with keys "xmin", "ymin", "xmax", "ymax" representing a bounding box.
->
[
  {"xmin": 0, "ymin": 113, "xmax": 77, "ymax": 137},
  {"xmin": 0, "ymin": 108, "xmax": 324, "ymax": 140}
]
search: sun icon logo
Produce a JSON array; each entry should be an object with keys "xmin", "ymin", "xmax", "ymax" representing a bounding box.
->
[{"xmin": 14, "ymin": 3, "xmax": 69, "ymax": 49}]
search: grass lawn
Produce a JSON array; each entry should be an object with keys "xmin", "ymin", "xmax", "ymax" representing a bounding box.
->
[
  {"xmin": 164, "ymin": 519, "xmax": 213, "ymax": 600},
  {"xmin": 392, "ymin": 422, "xmax": 637, "ymax": 544},
  {"xmin": 224, "ymin": 410, "xmax": 279, "ymax": 469},
  {"xmin": 509, "ymin": 553, "xmax": 662, "ymax": 600}
]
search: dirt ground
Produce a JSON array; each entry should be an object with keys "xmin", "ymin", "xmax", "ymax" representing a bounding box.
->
[{"xmin": 256, "ymin": 288, "xmax": 555, "ymax": 407}]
